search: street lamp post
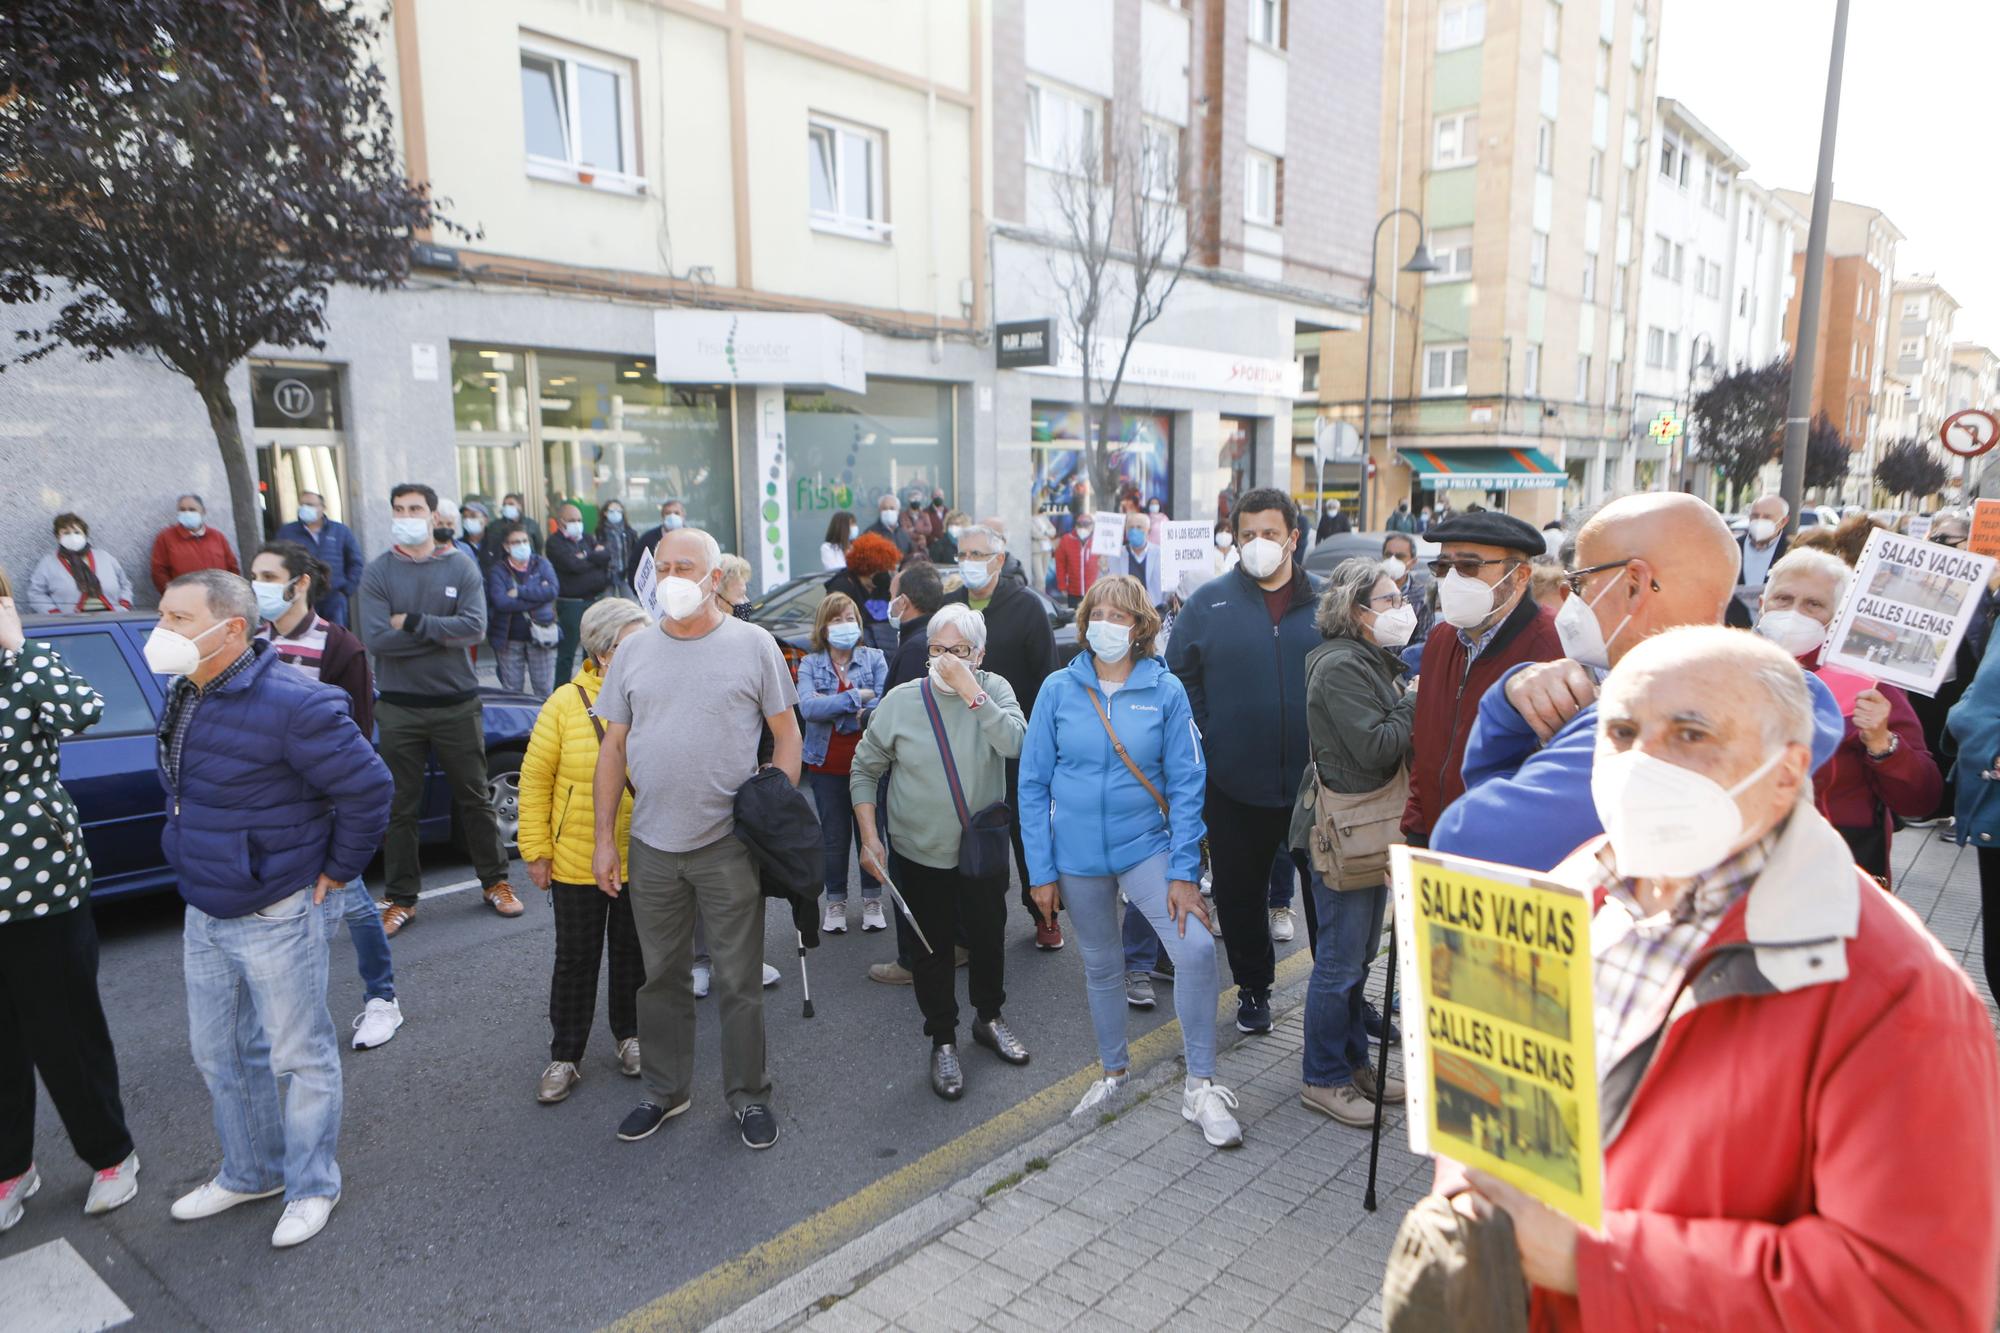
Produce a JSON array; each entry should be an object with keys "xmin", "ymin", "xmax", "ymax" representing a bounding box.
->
[
  {"xmin": 1361, "ymin": 208, "xmax": 1436, "ymax": 531},
  {"xmin": 1678, "ymin": 334, "xmax": 1716, "ymax": 494}
]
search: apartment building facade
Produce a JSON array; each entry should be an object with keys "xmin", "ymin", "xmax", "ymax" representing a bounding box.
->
[{"xmin": 1889, "ymin": 277, "xmax": 1960, "ymax": 446}]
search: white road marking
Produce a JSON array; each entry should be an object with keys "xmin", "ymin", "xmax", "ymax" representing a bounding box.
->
[
  {"xmin": 415, "ymin": 877, "xmax": 485, "ymax": 902},
  {"xmin": 0, "ymin": 1238, "xmax": 133, "ymax": 1333}
]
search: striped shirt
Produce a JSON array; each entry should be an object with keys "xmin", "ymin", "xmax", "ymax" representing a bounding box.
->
[
  {"xmin": 158, "ymin": 647, "xmax": 258, "ymax": 791},
  {"xmin": 1590, "ymin": 830, "xmax": 1776, "ymax": 1080},
  {"xmin": 259, "ymin": 614, "xmax": 332, "ymax": 683}
]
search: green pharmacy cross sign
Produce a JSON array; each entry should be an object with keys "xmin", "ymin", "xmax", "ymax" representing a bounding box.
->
[{"xmin": 1648, "ymin": 411, "xmax": 1683, "ymax": 442}]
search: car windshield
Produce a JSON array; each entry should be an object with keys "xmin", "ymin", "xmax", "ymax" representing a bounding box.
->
[{"xmin": 749, "ymin": 575, "xmax": 829, "ymax": 623}]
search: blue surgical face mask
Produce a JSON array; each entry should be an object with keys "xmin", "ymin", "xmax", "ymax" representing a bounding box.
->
[
  {"xmin": 1086, "ymin": 620, "xmax": 1132, "ymax": 663},
  {"xmin": 253, "ymin": 579, "xmax": 292, "ymax": 623},
  {"xmin": 1126, "ymin": 527, "xmax": 1147, "ymax": 551},
  {"xmin": 501, "ymin": 503, "xmax": 521, "ymax": 521},
  {"xmin": 295, "ymin": 504, "xmax": 321, "ymax": 524},
  {"xmin": 605, "ymin": 509, "xmax": 623, "ymax": 526},
  {"xmin": 507, "ymin": 543, "xmax": 532, "ymax": 562},
  {"xmin": 390, "ymin": 516, "xmax": 430, "ymax": 547},
  {"xmin": 663, "ymin": 513, "xmax": 685, "ymax": 531},
  {"xmin": 960, "ymin": 557, "xmax": 993, "ymax": 591},
  {"xmin": 827, "ymin": 621, "xmax": 862, "ymax": 650}
]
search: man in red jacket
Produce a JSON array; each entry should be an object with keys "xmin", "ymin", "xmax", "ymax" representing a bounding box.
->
[
  {"xmin": 1402, "ymin": 511, "xmax": 1561, "ymax": 845},
  {"xmin": 150, "ymin": 494, "xmax": 240, "ymax": 593},
  {"xmin": 1441, "ymin": 627, "xmax": 2000, "ymax": 1332}
]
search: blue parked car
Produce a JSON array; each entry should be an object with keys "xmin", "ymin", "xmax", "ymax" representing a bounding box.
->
[{"xmin": 22, "ymin": 611, "xmax": 541, "ymax": 902}]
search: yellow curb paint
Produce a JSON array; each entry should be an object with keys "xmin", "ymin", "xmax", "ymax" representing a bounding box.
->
[{"xmin": 605, "ymin": 945, "xmax": 1318, "ymax": 1333}]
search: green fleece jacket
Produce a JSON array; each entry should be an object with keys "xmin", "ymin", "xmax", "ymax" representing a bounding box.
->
[
  {"xmin": 1288, "ymin": 633, "xmax": 1416, "ymax": 851},
  {"xmin": 849, "ymin": 671, "xmax": 1026, "ymax": 870}
]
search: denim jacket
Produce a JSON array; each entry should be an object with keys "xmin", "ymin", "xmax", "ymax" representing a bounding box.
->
[{"xmin": 797, "ymin": 646, "xmax": 889, "ymax": 767}]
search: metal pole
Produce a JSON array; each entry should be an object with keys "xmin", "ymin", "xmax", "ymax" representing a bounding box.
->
[
  {"xmin": 1361, "ymin": 266, "xmax": 1379, "ymax": 535},
  {"xmin": 1779, "ymin": 0, "xmax": 1851, "ymax": 533}
]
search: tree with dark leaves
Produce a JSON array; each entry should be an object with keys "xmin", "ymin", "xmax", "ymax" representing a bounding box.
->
[
  {"xmin": 1873, "ymin": 439, "xmax": 1951, "ymax": 502},
  {"xmin": 1803, "ymin": 414, "xmax": 1852, "ymax": 495},
  {"xmin": 0, "ymin": 0, "xmax": 465, "ymax": 558},
  {"xmin": 1690, "ymin": 356, "xmax": 1789, "ymax": 508}
]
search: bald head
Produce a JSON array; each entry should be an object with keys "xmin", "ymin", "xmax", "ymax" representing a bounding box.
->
[{"xmin": 1570, "ymin": 493, "xmax": 1740, "ymax": 666}]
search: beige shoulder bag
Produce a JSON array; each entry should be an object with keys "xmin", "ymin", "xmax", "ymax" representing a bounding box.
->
[{"xmin": 1304, "ymin": 761, "xmax": 1409, "ymax": 890}]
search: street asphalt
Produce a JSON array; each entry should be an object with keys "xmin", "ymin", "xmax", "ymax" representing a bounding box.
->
[{"xmin": 9, "ymin": 848, "xmax": 1311, "ymax": 1330}]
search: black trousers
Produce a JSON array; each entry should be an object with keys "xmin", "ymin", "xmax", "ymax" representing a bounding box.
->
[
  {"xmin": 548, "ymin": 881, "xmax": 645, "ymax": 1064},
  {"xmin": 1204, "ymin": 786, "xmax": 1294, "ymax": 997},
  {"xmin": 0, "ymin": 904, "xmax": 134, "ymax": 1178},
  {"xmin": 1978, "ymin": 849, "xmax": 2000, "ymax": 994},
  {"xmin": 892, "ymin": 852, "xmax": 1006, "ymax": 1046},
  {"xmin": 1004, "ymin": 759, "xmax": 1045, "ymax": 926}
]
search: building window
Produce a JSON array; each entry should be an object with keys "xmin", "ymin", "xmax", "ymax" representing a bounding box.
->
[
  {"xmin": 1301, "ymin": 352, "xmax": 1320, "ymax": 393},
  {"xmin": 1606, "ymin": 362, "xmax": 1622, "ymax": 414},
  {"xmin": 1658, "ymin": 136, "xmax": 1677, "ymax": 182},
  {"xmin": 1575, "ymin": 353, "xmax": 1593, "ymax": 403},
  {"xmin": 1905, "ymin": 296, "xmax": 1928, "ymax": 320},
  {"xmin": 1645, "ymin": 326, "xmax": 1682, "ymax": 369},
  {"xmin": 1536, "ymin": 119, "xmax": 1555, "ymax": 172},
  {"xmin": 1529, "ymin": 231, "xmax": 1549, "ymax": 287},
  {"xmin": 1249, "ymin": 0, "xmax": 1283, "ymax": 47},
  {"xmin": 1711, "ymin": 171, "xmax": 1731, "ymax": 216},
  {"xmin": 1438, "ymin": 0, "xmax": 1486, "ymax": 50},
  {"xmin": 1618, "ymin": 168, "xmax": 1633, "ymax": 217},
  {"xmin": 1434, "ymin": 111, "xmax": 1479, "ymax": 168},
  {"xmin": 1243, "ymin": 151, "xmax": 1280, "ymax": 225},
  {"xmin": 1423, "ymin": 343, "xmax": 1470, "ymax": 396},
  {"xmin": 1581, "ymin": 253, "xmax": 1597, "ymax": 303},
  {"xmin": 1543, "ymin": 0, "xmax": 1562, "ymax": 53},
  {"xmin": 1613, "ymin": 262, "xmax": 1628, "ymax": 313},
  {"xmin": 1738, "ymin": 285, "xmax": 1749, "ymax": 316},
  {"xmin": 1426, "ymin": 226, "xmax": 1475, "ymax": 282},
  {"xmin": 1587, "ymin": 150, "xmax": 1603, "ymax": 200},
  {"xmin": 808, "ymin": 116, "xmax": 887, "ymax": 239},
  {"xmin": 1701, "ymin": 258, "xmax": 1722, "ymax": 299},
  {"xmin": 519, "ymin": 40, "xmax": 641, "ymax": 188},
  {"xmin": 1140, "ymin": 118, "xmax": 1181, "ymax": 202},
  {"xmin": 1524, "ymin": 343, "xmax": 1542, "ymax": 397},
  {"xmin": 1596, "ymin": 40, "xmax": 1611, "ymax": 89},
  {"xmin": 1026, "ymin": 80, "xmax": 1101, "ymax": 174}
]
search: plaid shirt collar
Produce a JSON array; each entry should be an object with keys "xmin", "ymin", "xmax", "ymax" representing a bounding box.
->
[{"xmin": 159, "ymin": 646, "xmax": 258, "ymax": 790}]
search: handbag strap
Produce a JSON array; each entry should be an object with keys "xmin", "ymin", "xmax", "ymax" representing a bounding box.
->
[
  {"xmin": 1085, "ymin": 688, "xmax": 1169, "ymax": 820},
  {"xmin": 920, "ymin": 679, "xmax": 973, "ymax": 830},
  {"xmin": 575, "ymin": 683, "xmax": 637, "ymax": 798}
]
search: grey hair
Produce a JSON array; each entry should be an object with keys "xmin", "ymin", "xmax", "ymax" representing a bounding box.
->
[
  {"xmin": 1609, "ymin": 625, "xmax": 1815, "ymax": 752},
  {"xmin": 961, "ymin": 523, "xmax": 1005, "ymax": 553},
  {"xmin": 1752, "ymin": 653, "xmax": 1817, "ymax": 751},
  {"xmin": 435, "ymin": 495, "xmax": 461, "ymax": 522},
  {"xmin": 580, "ymin": 597, "xmax": 650, "ymax": 663},
  {"xmin": 929, "ymin": 602, "xmax": 988, "ymax": 652},
  {"xmin": 168, "ymin": 569, "xmax": 256, "ymax": 629},
  {"xmin": 717, "ymin": 553, "xmax": 752, "ymax": 586},
  {"xmin": 176, "ymin": 493, "xmax": 205, "ymax": 509},
  {"xmin": 1314, "ymin": 557, "xmax": 1391, "ymax": 640},
  {"xmin": 656, "ymin": 524, "xmax": 722, "ymax": 575},
  {"xmin": 1753, "ymin": 492, "xmax": 1792, "ymax": 517},
  {"xmin": 1765, "ymin": 547, "xmax": 1852, "ymax": 609}
]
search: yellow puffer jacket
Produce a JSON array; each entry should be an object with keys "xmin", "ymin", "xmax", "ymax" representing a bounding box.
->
[{"xmin": 517, "ymin": 662, "xmax": 632, "ymax": 885}]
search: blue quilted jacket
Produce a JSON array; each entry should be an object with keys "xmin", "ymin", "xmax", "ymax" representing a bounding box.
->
[{"xmin": 158, "ymin": 641, "xmax": 393, "ymax": 918}]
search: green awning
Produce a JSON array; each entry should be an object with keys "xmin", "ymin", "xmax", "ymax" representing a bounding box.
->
[{"xmin": 1397, "ymin": 446, "xmax": 1566, "ymax": 490}]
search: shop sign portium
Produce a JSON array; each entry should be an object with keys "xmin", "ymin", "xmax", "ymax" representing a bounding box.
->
[{"xmin": 1393, "ymin": 846, "xmax": 1603, "ymax": 1228}]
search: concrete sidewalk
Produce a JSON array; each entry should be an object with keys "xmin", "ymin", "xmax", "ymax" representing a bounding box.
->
[{"xmin": 726, "ymin": 827, "xmax": 1991, "ymax": 1333}]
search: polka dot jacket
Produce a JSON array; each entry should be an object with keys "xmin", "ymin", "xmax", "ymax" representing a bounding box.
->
[{"xmin": 0, "ymin": 640, "xmax": 104, "ymax": 923}]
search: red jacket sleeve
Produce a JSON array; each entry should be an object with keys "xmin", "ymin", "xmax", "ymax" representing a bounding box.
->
[
  {"xmin": 1572, "ymin": 967, "xmax": 2000, "ymax": 1333},
  {"xmin": 219, "ymin": 533, "xmax": 240, "ymax": 575},
  {"xmin": 150, "ymin": 529, "xmax": 172, "ymax": 592}
]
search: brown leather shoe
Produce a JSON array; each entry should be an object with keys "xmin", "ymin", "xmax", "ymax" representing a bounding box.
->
[
  {"xmin": 484, "ymin": 882, "xmax": 526, "ymax": 918},
  {"xmin": 378, "ymin": 902, "xmax": 414, "ymax": 937}
]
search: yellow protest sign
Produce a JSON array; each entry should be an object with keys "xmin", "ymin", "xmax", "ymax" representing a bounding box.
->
[{"xmin": 1392, "ymin": 846, "xmax": 1602, "ymax": 1229}]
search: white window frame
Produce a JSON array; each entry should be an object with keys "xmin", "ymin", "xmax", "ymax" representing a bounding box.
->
[
  {"xmin": 1425, "ymin": 226, "xmax": 1475, "ymax": 283},
  {"xmin": 1581, "ymin": 253, "xmax": 1597, "ymax": 303},
  {"xmin": 1026, "ymin": 79, "xmax": 1102, "ymax": 176},
  {"xmin": 1595, "ymin": 40, "xmax": 1611, "ymax": 89},
  {"xmin": 1543, "ymin": 0, "xmax": 1562, "ymax": 54},
  {"xmin": 808, "ymin": 115, "xmax": 889, "ymax": 241},
  {"xmin": 1587, "ymin": 150, "xmax": 1603, "ymax": 200},
  {"xmin": 1574, "ymin": 352, "xmax": 1593, "ymax": 404},
  {"xmin": 1243, "ymin": 151, "xmax": 1280, "ymax": 226},
  {"xmin": 519, "ymin": 37, "xmax": 644, "ymax": 193},
  {"xmin": 1529, "ymin": 230, "xmax": 1549, "ymax": 288},
  {"xmin": 1434, "ymin": 111, "xmax": 1479, "ymax": 168},
  {"xmin": 1524, "ymin": 343, "xmax": 1542, "ymax": 397},
  {"xmin": 1423, "ymin": 343, "xmax": 1471, "ymax": 396},
  {"xmin": 1249, "ymin": 0, "xmax": 1283, "ymax": 47},
  {"xmin": 1613, "ymin": 262, "xmax": 1628, "ymax": 314},
  {"xmin": 1140, "ymin": 118, "xmax": 1181, "ymax": 203},
  {"xmin": 1646, "ymin": 326, "xmax": 1667, "ymax": 368},
  {"xmin": 1438, "ymin": 0, "xmax": 1487, "ymax": 51},
  {"xmin": 1536, "ymin": 118, "xmax": 1555, "ymax": 172}
]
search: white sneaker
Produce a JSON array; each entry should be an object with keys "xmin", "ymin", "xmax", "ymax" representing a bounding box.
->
[
  {"xmin": 84, "ymin": 1152, "xmax": 140, "ymax": 1215},
  {"xmin": 861, "ymin": 900, "xmax": 888, "ymax": 931},
  {"xmin": 351, "ymin": 997, "xmax": 403, "ymax": 1050},
  {"xmin": 1183, "ymin": 1080, "xmax": 1244, "ymax": 1148},
  {"xmin": 1269, "ymin": 908, "xmax": 1295, "ymax": 943},
  {"xmin": 762, "ymin": 963, "xmax": 781, "ymax": 988},
  {"xmin": 270, "ymin": 1193, "xmax": 338, "ymax": 1248},
  {"xmin": 172, "ymin": 1177, "xmax": 283, "ymax": 1221},
  {"xmin": 822, "ymin": 902, "xmax": 848, "ymax": 934},
  {"xmin": 692, "ymin": 961, "xmax": 712, "ymax": 999},
  {"xmin": 1070, "ymin": 1075, "xmax": 1126, "ymax": 1118},
  {"xmin": 0, "ymin": 1165, "xmax": 39, "ymax": 1231}
]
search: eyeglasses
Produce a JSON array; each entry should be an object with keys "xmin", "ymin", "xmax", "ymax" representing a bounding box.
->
[
  {"xmin": 1426, "ymin": 555, "xmax": 1517, "ymax": 579},
  {"xmin": 927, "ymin": 644, "xmax": 975, "ymax": 660},
  {"xmin": 1364, "ymin": 592, "xmax": 1404, "ymax": 610},
  {"xmin": 1562, "ymin": 558, "xmax": 1661, "ymax": 597}
]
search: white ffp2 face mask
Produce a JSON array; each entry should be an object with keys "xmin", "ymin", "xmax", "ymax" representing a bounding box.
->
[
  {"xmin": 144, "ymin": 620, "xmax": 231, "ymax": 677},
  {"xmin": 1757, "ymin": 609, "xmax": 1828, "ymax": 658},
  {"xmin": 1747, "ymin": 518, "xmax": 1779, "ymax": 544},
  {"xmin": 1438, "ymin": 569, "xmax": 1512, "ymax": 629},
  {"xmin": 1554, "ymin": 573, "xmax": 1633, "ymax": 671},
  {"xmin": 1381, "ymin": 557, "xmax": 1408, "ymax": 582},
  {"xmin": 1239, "ymin": 537, "xmax": 1286, "ymax": 580},
  {"xmin": 1591, "ymin": 746, "xmax": 1788, "ymax": 880},
  {"xmin": 660, "ymin": 575, "xmax": 708, "ymax": 621},
  {"xmin": 1369, "ymin": 603, "xmax": 1419, "ymax": 648}
]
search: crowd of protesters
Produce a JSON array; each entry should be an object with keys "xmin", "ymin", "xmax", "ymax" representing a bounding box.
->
[{"xmin": 3, "ymin": 476, "xmax": 1999, "ymax": 1333}]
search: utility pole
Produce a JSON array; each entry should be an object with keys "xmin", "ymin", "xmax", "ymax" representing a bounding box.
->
[{"xmin": 1779, "ymin": 0, "xmax": 1851, "ymax": 533}]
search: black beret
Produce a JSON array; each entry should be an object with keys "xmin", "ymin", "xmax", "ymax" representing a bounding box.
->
[{"xmin": 1425, "ymin": 511, "xmax": 1545, "ymax": 557}]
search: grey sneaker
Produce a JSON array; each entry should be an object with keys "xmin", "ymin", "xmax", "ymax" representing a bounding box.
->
[
  {"xmin": 1125, "ymin": 970, "xmax": 1156, "ymax": 1009},
  {"xmin": 84, "ymin": 1152, "xmax": 140, "ymax": 1215},
  {"xmin": 971, "ymin": 1016, "xmax": 1030, "ymax": 1066},
  {"xmin": 537, "ymin": 1061, "xmax": 580, "ymax": 1104},
  {"xmin": 869, "ymin": 961, "xmax": 914, "ymax": 985},
  {"xmin": 930, "ymin": 1043, "xmax": 965, "ymax": 1100},
  {"xmin": 616, "ymin": 1037, "xmax": 642, "ymax": 1078},
  {"xmin": 1302, "ymin": 1082, "xmax": 1376, "ymax": 1127},
  {"xmin": 1353, "ymin": 1062, "xmax": 1405, "ymax": 1104}
]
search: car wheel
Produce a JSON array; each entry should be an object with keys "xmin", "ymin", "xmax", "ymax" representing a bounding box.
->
[{"xmin": 459, "ymin": 748, "xmax": 523, "ymax": 856}]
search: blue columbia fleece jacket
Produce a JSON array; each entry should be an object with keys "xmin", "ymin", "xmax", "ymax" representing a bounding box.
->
[
  {"xmin": 1018, "ymin": 654, "xmax": 1208, "ymax": 884},
  {"xmin": 1431, "ymin": 661, "xmax": 1848, "ymax": 871}
]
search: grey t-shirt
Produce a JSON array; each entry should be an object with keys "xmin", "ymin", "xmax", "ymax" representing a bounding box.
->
[{"xmin": 594, "ymin": 614, "xmax": 798, "ymax": 853}]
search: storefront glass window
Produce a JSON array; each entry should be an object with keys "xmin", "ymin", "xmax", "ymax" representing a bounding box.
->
[
  {"xmin": 1218, "ymin": 415, "xmax": 1254, "ymax": 524},
  {"xmin": 1029, "ymin": 403, "xmax": 1173, "ymax": 522},
  {"xmin": 452, "ymin": 346, "xmax": 532, "ymax": 433},
  {"xmin": 784, "ymin": 380, "xmax": 954, "ymax": 567}
]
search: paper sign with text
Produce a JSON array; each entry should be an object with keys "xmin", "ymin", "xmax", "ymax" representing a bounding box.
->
[
  {"xmin": 1091, "ymin": 512, "xmax": 1124, "ymax": 558},
  {"xmin": 1393, "ymin": 846, "xmax": 1602, "ymax": 1229},
  {"xmin": 1972, "ymin": 499, "xmax": 2000, "ymax": 559},
  {"xmin": 1822, "ymin": 527, "xmax": 1996, "ymax": 697},
  {"xmin": 1162, "ymin": 520, "xmax": 1215, "ymax": 594},
  {"xmin": 1908, "ymin": 514, "xmax": 1933, "ymax": 543}
]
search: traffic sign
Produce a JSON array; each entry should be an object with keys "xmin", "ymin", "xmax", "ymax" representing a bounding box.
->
[{"xmin": 1941, "ymin": 408, "xmax": 1999, "ymax": 459}]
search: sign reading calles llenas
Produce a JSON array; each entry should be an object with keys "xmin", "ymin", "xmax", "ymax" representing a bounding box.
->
[
  {"xmin": 996, "ymin": 318, "xmax": 1056, "ymax": 369},
  {"xmin": 653, "ymin": 310, "xmax": 865, "ymax": 394}
]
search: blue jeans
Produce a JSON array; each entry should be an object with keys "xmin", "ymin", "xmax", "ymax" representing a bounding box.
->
[
  {"xmin": 1062, "ymin": 853, "xmax": 1220, "ymax": 1079},
  {"xmin": 1122, "ymin": 898, "xmax": 1161, "ymax": 972},
  {"xmin": 807, "ymin": 769, "xmax": 880, "ymax": 903},
  {"xmin": 1267, "ymin": 851, "xmax": 1297, "ymax": 909},
  {"xmin": 183, "ymin": 890, "xmax": 343, "ymax": 1202},
  {"xmin": 322, "ymin": 878, "xmax": 394, "ymax": 1003},
  {"xmin": 1302, "ymin": 872, "xmax": 1388, "ymax": 1088}
]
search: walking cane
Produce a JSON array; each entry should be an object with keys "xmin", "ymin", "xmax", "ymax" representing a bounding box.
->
[
  {"xmin": 1363, "ymin": 926, "xmax": 1398, "ymax": 1212},
  {"xmin": 797, "ymin": 928, "xmax": 814, "ymax": 1019}
]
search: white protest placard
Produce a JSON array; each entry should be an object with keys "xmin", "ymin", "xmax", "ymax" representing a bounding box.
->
[
  {"xmin": 1090, "ymin": 512, "xmax": 1123, "ymax": 558},
  {"xmin": 1822, "ymin": 527, "xmax": 1996, "ymax": 697},
  {"xmin": 1907, "ymin": 514, "xmax": 1933, "ymax": 543},
  {"xmin": 1162, "ymin": 520, "xmax": 1214, "ymax": 594}
]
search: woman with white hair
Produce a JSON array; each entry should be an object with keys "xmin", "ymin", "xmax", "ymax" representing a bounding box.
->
[
  {"xmin": 848, "ymin": 604, "xmax": 1032, "ymax": 1101},
  {"xmin": 1756, "ymin": 547, "xmax": 1940, "ymax": 885}
]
